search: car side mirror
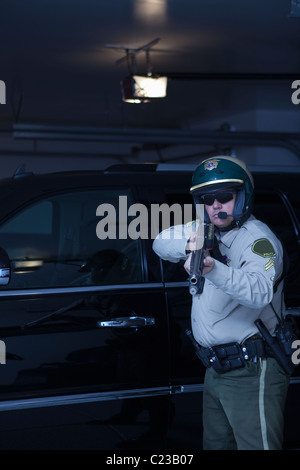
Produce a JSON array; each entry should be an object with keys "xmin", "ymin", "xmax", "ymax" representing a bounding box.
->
[{"xmin": 0, "ymin": 248, "xmax": 11, "ymax": 285}]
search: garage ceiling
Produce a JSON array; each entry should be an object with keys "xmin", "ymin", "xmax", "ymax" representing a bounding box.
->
[
  {"xmin": 0, "ymin": 0, "xmax": 299, "ymax": 170},
  {"xmin": 0, "ymin": 0, "xmax": 299, "ymax": 127}
]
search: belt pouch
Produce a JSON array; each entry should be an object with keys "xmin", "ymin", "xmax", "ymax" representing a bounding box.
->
[{"xmin": 209, "ymin": 343, "xmax": 246, "ymax": 373}]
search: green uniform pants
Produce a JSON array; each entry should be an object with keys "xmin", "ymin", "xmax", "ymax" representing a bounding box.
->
[{"xmin": 203, "ymin": 358, "xmax": 290, "ymax": 450}]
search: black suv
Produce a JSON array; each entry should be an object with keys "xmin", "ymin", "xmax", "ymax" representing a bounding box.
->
[{"xmin": 0, "ymin": 163, "xmax": 298, "ymax": 450}]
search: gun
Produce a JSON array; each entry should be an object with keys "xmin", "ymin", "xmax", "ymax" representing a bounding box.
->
[
  {"xmin": 189, "ymin": 222, "xmax": 214, "ymax": 296},
  {"xmin": 185, "ymin": 328, "xmax": 211, "ymax": 367},
  {"xmin": 254, "ymin": 318, "xmax": 295, "ymax": 375}
]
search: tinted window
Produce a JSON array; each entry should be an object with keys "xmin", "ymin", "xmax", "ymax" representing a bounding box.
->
[{"xmin": 0, "ymin": 189, "xmax": 143, "ymax": 289}]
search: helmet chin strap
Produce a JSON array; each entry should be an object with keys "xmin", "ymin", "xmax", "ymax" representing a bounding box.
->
[
  {"xmin": 217, "ymin": 212, "xmax": 250, "ymax": 232},
  {"xmin": 218, "ymin": 219, "xmax": 238, "ymax": 232}
]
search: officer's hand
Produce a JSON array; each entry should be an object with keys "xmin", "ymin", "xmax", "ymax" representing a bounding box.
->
[
  {"xmin": 184, "ymin": 250, "xmax": 215, "ymax": 275},
  {"xmin": 184, "ymin": 233, "xmax": 197, "ymax": 275},
  {"xmin": 184, "ymin": 253, "xmax": 192, "ymax": 274},
  {"xmin": 185, "ymin": 232, "xmax": 197, "ymax": 252},
  {"xmin": 203, "ymin": 255, "xmax": 215, "ymax": 275}
]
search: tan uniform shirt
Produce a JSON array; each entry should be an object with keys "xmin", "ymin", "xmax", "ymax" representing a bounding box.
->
[{"xmin": 153, "ymin": 215, "xmax": 284, "ymax": 348}]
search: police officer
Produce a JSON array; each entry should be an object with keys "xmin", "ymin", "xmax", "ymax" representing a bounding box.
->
[{"xmin": 153, "ymin": 156, "xmax": 290, "ymax": 450}]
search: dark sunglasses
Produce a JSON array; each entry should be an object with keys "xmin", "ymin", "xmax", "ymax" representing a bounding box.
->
[{"xmin": 200, "ymin": 191, "xmax": 236, "ymax": 206}]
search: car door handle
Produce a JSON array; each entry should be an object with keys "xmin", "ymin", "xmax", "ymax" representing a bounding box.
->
[{"xmin": 97, "ymin": 315, "xmax": 155, "ymax": 328}]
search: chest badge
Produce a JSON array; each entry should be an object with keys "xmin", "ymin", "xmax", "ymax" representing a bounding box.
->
[{"xmin": 223, "ymin": 254, "xmax": 230, "ymax": 265}]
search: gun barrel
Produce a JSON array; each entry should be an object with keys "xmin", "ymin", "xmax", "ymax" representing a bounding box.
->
[
  {"xmin": 189, "ymin": 249, "xmax": 205, "ymax": 295},
  {"xmin": 188, "ymin": 222, "xmax": 214, "ymax": 296},
  {"xmin": 189, "ymin": 275, "xmax": 204, "ymax": 295},
  {"xmin": 190, "ymin": 274, "xmax": 199, "ymax": 285}
]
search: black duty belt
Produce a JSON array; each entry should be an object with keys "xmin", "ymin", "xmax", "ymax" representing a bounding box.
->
[{"xmin": 186, "ymin": 330, "xmax": 270, "ymax": 373}]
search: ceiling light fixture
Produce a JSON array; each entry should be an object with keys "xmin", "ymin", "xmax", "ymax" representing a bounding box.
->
[
  {"xmin": 121, "ymin": 74, "xmax": 167, "ymax": 103},
  {"xmin": 105, "ymin": 38, "xmax": 168, "ymax": 103}
]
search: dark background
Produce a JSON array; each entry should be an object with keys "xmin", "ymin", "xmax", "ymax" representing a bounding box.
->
[{"xmin": 0, "ymin": 0, "xmax": 299, "ymax": 175}]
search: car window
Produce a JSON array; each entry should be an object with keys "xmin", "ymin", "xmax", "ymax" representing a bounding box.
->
[{"xmin": 0, "ymin": 189, "xmax": 143, "ymax": 289}]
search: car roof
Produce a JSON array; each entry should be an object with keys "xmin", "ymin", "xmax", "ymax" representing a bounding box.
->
[{"xmin": 0, "ymin": 163, "xmax": 298, "ymax": 222}]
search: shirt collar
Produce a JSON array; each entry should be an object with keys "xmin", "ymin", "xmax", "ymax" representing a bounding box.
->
[
  {"xmin": 216, "ymin": 215, "xmax": 255, "ymax": 248},
  {"xmin": 218, "ymin": 227, "xmax": 240, "ymax": 248}
]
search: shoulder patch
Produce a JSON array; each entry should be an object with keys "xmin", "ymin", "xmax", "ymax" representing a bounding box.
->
[{"xmin": 251, "ymin": 238, "xmax": 276, "ymax": 258}]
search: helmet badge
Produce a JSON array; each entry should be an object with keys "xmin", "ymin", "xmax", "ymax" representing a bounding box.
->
[{"xmin": 204, "ymin": 159, "xmax": 219, "ymax": 171}]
